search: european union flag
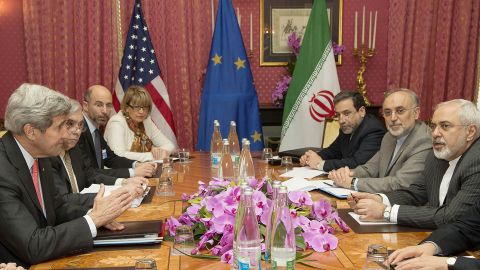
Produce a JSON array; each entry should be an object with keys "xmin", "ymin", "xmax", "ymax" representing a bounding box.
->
[{"xmin": 197, "ymin": 0, "xmax": 264, "ymax": 151}]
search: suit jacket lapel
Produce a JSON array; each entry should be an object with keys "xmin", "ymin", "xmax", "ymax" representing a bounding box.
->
[
  {"xmin": 380, "ymin": 134, "xmax": 396, "ymax": 177},
  {"xmin": 3, "ymin": 132, "xmax": 45, "ymax": 216},
  {"xmin": 82, "ymin": 118, "xmax": 100, "ymax": 167},
  {"xmin": 69, "ymin": 147, "xmax": 85, "ymax": 190}
]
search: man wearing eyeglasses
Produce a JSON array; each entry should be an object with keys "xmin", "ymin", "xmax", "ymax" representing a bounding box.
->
[
  {"xmin": 329, "ymin": 89, "xmax": 431, "ymax": 193},
  {"xmin": 78, "ymin": 85, "xmax": 156, "ymax": 178},
  {"xmin": 300, "ymin": 91, "xmax": 386, "ymax": 171},
  {"xmin": 51, "ymin": 99, "xmax": 149, "ymax": 209},
  {"xmin": 348, "ymin": 99, "xmax": 480, "ymax": 229}
]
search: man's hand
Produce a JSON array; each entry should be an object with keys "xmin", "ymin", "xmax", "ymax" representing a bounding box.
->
[
  {"xmin": 386, "ymin": 243, "xmax": 438, "ymax": 266},
  {"xmin": 347, "ymin": 192, "xmax": 382, "ymax": 209},
  {"xmin": 329, "ymin": 166, "xmax": 355, "ymax": 188},
  {"xmin": 103, "ymin": 220, "xmax": 125, "ymax": 231},
  {"xmin": 0, "ymin": 263, "xmax": 25, "ymax": 270},
  {"xmin": 300, "ymin": 150, "xmax": 322, "ymax": 169},
  {"xmin": 89, "ymin": 184, "xmax": 133, "ymax": 228},
  {"xmin": 151, "ymin": 147, "xmax": 170, "ymax": 160},
  {"xmin": 122, "ymin": 177, "xmax": 148, "ymax": 197},
  {"xmin": 134, "ymin": 162, "xmax": 157, "ymax": 177},
  {"xmin": 392, "ymin": 256, "xmax": 448, "ymax": 270},
  {"xmin": 354, "ymin": 199, "xmax": 386, "ymax": 221}
]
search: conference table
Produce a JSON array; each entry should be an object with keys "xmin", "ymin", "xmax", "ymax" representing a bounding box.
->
[{"xmin": 32, "ymin": 152, "xmax": 436, "ymax": 269}]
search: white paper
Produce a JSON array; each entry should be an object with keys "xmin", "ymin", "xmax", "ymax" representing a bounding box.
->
[
  {"xmin": 152, "ymin": 157, "xmax": 179, "ymax": 163},
  {"xmin": 280, "ymin": 167, "xmax": 327, "ymax": 179},
  {"xmin": 281, "ymin": 178, "xmax": 352, "ymax": 198},
  {"xmin": 80, "ymin": 184, "xmax": 147, "ymax": 208},
  {"xmin": 348, "ymin": 212, "xmax": 397, "ymax": 225},
  {"xmin": 93, "ymin": 237, "xmax": 162, "ymax": 246}
]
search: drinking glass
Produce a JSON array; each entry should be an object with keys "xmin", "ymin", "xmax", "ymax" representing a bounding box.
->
[
  {"xmin": 178, "ymin": 148, "xmax": 190, "ymax": 163},
  {"xmin": 281, "ymin": 156, "xmax": 293, "ymax": 171},
  {"xmin": 362, "ymin": 244, "xmax": 388, "ymax": 269},
  {"xmin": 135, "ymin": 258, "xmax": 157, "ymax": 270},
  {"xmin": 172, "ymin": 225, "xmax": 195, "ymax": 256},
  {"xmin": 261, "ymin": 148, "xmax": 273, "ymax": 161}
]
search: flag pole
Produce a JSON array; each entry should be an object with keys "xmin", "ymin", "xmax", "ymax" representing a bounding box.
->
[{"xmin": 115, "ymin": 0, "xmax": 123, "ymax": 66}]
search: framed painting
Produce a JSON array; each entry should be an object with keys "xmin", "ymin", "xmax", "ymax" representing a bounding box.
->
[{"xmin": 260, "ymin": 0, "xmax": 343, "ymax": 66}]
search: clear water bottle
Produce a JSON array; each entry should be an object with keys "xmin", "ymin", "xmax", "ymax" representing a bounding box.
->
[
  {"xmin": 218, "ymin": 139, "xmax": 235, "ymax": 179},
  {"xmin": 238, "ymin": 140, "xmax": 255, "ymax": 184},
  {"xmin": 232, "ymin": 182, "xmax": 250, "ymax": 270},
  {"xmin": 270, "ymin": 186, "xmax": 295, "ymax": 270},
  {"xmin": 362, "ymin": 244, "xmax": 388, "ymax": 270},
  {"xmin": 235, "ymin": 187, "xmax": 261, "ymax": 270},
  {"xmin": 265, "ymin": 180, "xmax": 282, "ymax": 263},
  {"xmin": 229, "ymin": 121, "xmax": 241, "ymax": 169},
  {"xmin": 210, "ymin": 120, "xmax": 223, "ymax": 169}
]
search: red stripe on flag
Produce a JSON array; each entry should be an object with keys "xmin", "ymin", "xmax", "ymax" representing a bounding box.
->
[
  {"xmin": 112, "ymin": 91, "xmax": 121, "ymax": 112},
  {"xmin": 144, "ymin": 82, "xmax": 177, "ymax": 135}
]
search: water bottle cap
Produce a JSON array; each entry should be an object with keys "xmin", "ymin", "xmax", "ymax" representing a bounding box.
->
[
  {"xmin": 243, "ymin": 186, "xmax": 253, "ymax": 195},
  {"xmin": 223, "ymin": 139, "xmax": 229, "ymax": 145},
  {"xmin": 242, "ymin": 138, "xmax": 248, "ymax": 143},
  {"xmin": 214, "ymin": 120, "xmax": 220, "ymax": 126},
  {"xmin": 244, "ymin": 140, "xmax": 250, "ymax": 145},
  {"xmin": 279, "ymin": 185, "xmax": 288, "ymax": 193},
  {"xmin": 230, "ymin": 121, "xmax": 236, "ymax": 126}
]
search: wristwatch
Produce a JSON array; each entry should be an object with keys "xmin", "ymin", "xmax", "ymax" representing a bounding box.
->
[
  {"xmin": 446, "ymin": 257, "xmax": 457, "ymax": 269},
  {"xmin": 383, "ymin": 206, "xmax": 391, "ymax": 221},
  {"xmin": 350, "ymin": 178, "xmax": 358, "ymax": 190}
]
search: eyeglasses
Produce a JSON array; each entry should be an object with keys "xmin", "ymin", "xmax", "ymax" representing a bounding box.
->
[
  {"xmin": 429, "ymin": 122, "xmax": 468, "ymax": 132},
  {"xmin": 382, "ymin": 107, "xmax": 416, "ymax": 117},
  {"xmin": 128, "ymin": 104, "xmax": 150, "ymax": 112},
  {"xmin": 65, "ymin": 119, "xmax": 87, "ymax": 132}
]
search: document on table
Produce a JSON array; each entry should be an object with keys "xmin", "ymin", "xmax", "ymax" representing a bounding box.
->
[
  {"xmin": 93, "ymin": 236, "xmax": 163, "ymax": 246},
  {"xmin": 153, "ymin": 157, "xmax": 179, "ymax": 163},
  {"xmin": 81, "ymin": 184, "xmax": 149, "ymax": 208},
  {"xmin": 348, "ymin": 212, "xmax": 397, "ymax": 225},
  {"xmin": 280, "ymin": 167, "xmax": 327, "ymax": 179},
  {"xmin": 282, "ymin": 178, "xmax": 352, "ymax": 198}
]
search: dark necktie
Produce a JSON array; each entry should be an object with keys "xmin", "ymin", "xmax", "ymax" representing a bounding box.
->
[{"xmin": 94, "ymin": 129, "xmax": 102, "ymax": 168}]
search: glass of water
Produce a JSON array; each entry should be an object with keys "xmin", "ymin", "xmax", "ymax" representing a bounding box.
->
[
  {"xmin": 261, "ymin": 147, "xmax": 273, "ymax": 161},
  {"xmin": 362, "ymin": 244, "xmax": 389, "ymax": 269},
  {"xmin": 281, "ymin": 156, "xmax": 293, "ymax": 171},
  {"xmin": 178, "ymin": 148, "xmax": 190, "ymax": 163},
  {"xmin": 135, "ymin": 258, "xmax": 157, "ymax": 270},
  {"xmin": 172, "ymin": 225, "xmax": 195, "ymax": 256}
]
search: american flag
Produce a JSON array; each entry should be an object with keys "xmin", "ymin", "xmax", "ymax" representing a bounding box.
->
[{"xmin": 113, "ymin": 0, "xmax": 178, "ymax": 148}]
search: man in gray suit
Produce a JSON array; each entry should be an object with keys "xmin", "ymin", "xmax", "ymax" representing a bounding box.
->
[
  {"xmin": 348, "ymin": 99, "xmax": 480, "ymax": 229},
  {"xmin": 0, "ymin": 84, "xmax": 134, "ymax": 267},
  {"xmin": 329, "ymin": 88, "xmax": 431, "ymax": 193}
]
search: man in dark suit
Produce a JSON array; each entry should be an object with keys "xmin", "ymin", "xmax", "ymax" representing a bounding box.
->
[
  {"xmin": 329, "ymin": 88, "xmax": 432, "ymax": 193},
  {"xmin": 348, "ymin": 99, "xmax": 480, "ymax": 229},
  {"xmin": 78, "ymin": 85, "xmax": 156, "ymax": 178},
  {"xmin": 52, "ymin": 100, "xmax": 149, "ymax": 208},
  {"xmin": 386, "ymin": 199, "xmax": 480, "ymax": 269},
  {"xmin": 300, "ymin": 91, "xmax": 386, "ymax": 171},
  {"xmin": 0, "ymin": 84, "xmax": 133, "ymax": 267}
]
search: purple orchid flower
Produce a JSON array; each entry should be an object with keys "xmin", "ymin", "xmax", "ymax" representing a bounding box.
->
[
  {"xmin": 166, "ymin": 217, "xmax": 181, "ymax": 236},
  {"xmin": 288, "ymin": 191, "xmax": 313, "ymax": 207},
  {"xmin": 221, "ymin": 249, "xmax": 233, "ymax": 264},
  {"xmin": 206, "ymin": 196, "xmax": 225, "ymax": 218},
  {"xmin": 312, "ymin": 200, "xmax": 333, "ymax": 220},
  {"xmin": 331, "ymin": 211, "xmax": 350, "ymax": 232},
  {"xmin": 303, "ymin": 231, "xmax": 338, "ymax": 252}
]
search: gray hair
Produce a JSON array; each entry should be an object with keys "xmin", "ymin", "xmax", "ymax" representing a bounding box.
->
[
  {"xmin": 4, "ymin": 83, "xmax": 71, "ymax": 134},
  {"xmin": 384, "ymin": 88, "xmax": 419, "ymax": 107},
  {"xmin": 69, "ymin": 99, "xmax": 82, "ymax": 114},
  {"xmin": 436, "ymin": 99, "xmax": 480, "ymax": 139}
]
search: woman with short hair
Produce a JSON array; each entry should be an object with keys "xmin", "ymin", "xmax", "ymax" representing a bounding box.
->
[{"xmin": 104, "ymin": 85, "xmax": 175, "ymax": 162}]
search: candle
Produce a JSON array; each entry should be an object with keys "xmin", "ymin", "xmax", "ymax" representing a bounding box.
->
[
  {"xmin": 211, "ymin": 0, "xmax": 215, "ymax": 35},
  {"xmin": 372, "ymin": 11, "xmax": 378, "ymax": 50},
  {"xmin": 369, "ymin": 11, "xmax": 372, "ymax": 49},
  {"xmin": 362, "ymin": 6, "xmax": 365, "ymax": 46},
  {"xmin": 237, "ymin": 8, "xmax": 241, "ymax": 26},
  {"xmin": 250, "ymin": 13, "xmax": 253, "ymax": 51},
  {"xmin": 354, "ymin": 11, "xmax": 357, "ymax": 49}
]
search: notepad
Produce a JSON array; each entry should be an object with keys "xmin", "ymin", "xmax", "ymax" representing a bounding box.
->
[
  {"xmin": 280, "ymin": 167, "xmax": 327, "ymax": 179},
  {"xmin": 81, "ymin": 184, "xmax": 148, "ymax": 208},
  {"xmin": 281, "ymin": 178, "xmax": 352, "ymax": 198},
  {"xmin": 348, "ymin": 212, "xmax": 397, "ymax": 225}
]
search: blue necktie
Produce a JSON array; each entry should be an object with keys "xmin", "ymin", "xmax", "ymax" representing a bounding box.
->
[{"xmin": 93, "ymin": 129, "xmax": 102, "ymax": 168}]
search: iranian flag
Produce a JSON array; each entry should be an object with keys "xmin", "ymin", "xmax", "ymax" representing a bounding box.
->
[{"xmin": 279, "ymin": 0, "xmax": 340, "ymax": 152}]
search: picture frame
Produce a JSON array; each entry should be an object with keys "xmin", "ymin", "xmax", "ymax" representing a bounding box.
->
[{"xmin": 260, "ymin": 0, "xmax": 343, "ymax": 66}]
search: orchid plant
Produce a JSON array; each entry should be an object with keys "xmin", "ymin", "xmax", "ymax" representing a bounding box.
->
[{"xmin": 167, "ymin": 177, "xmax": 349, "ymax": 265}]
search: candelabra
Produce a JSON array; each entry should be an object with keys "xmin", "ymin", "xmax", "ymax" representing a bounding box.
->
[{"xmin": 353, "ymin": 45, "xmax": 375, "ymax": 106}]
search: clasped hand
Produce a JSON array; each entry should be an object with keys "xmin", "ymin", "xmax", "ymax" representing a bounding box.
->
[
  {"xmin": 329, "ymin": 166, "xmax": 354, "ymax": 188},
  {"xmin": 347, "ymin": 192, "xmax": 386, "ymax": 221}
]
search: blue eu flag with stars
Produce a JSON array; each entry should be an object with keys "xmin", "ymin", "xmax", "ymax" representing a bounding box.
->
[{"xmin": 197, "ymin": 0, "xmax": 264, "ymax": 151}]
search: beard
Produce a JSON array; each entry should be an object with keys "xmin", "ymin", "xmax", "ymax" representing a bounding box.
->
[{"xmin": 433, "ymin": 133, "xmax": 466, "ymax": 160}]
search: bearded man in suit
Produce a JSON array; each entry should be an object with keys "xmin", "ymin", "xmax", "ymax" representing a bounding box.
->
[
  {"xmin": 0, "ymin": 84, "xmax": 134, "ymax": 267},
  {"xmin": 348, "ymin": 99, "xmax": 480, "ymax": 229}
]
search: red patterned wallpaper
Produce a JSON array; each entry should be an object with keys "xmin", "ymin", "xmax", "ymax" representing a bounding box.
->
[
  {"xmin": 0, "ymin": 0, "xmax": 389, "ymax": 117},
  {"xmin": 0, "ymin": 0, "xmax": 27, "ymax": 116}
]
